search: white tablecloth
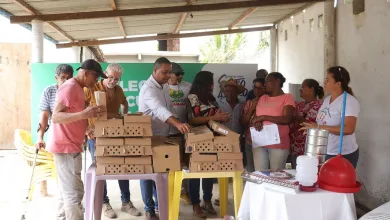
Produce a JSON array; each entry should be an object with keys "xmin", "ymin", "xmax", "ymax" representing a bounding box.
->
[{"xmin": 238, "ymin": 182, "xmax": 357, "ymax": 220}]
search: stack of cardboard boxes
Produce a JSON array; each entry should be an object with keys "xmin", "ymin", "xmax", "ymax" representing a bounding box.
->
[
  {"xmin": 93, "ymin": 91, "xmax": 181, "ymax": 175},
  {"xmin": 185, "ymin": 120, "xmax": 244, "ymax": 172}
]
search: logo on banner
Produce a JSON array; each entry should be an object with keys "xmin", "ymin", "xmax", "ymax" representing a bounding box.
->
[{"xmin": 217, "ymin": 74, "xmax": 248, "ymax": 98}]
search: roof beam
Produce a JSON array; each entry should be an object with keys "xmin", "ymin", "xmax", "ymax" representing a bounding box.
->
[
  {"xmin": 12, "ymin": 0, "xmax": 74, "ymax": 41},
  {"xmin": 173, "ymin": 0, "xmax": 193, "ymax": 34},
  {"xmin": 10, "ymin": 0, "xmax": 325, "ymax": 23},
  {"xmin": 110, "ymin": 0, "xmax": 126, "ymax": 38},
  {"xmin": 56, "ymin": 26, "xmax": 273, "ymax": 48},
  {"xmin": 229, "ymin": 7, "xmax": 256, "ymax": 29}
]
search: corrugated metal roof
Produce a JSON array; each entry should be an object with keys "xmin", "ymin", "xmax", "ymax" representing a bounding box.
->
[{"xmin": 0, "ymin": 0, "xmax": 314, "ymax": 43}]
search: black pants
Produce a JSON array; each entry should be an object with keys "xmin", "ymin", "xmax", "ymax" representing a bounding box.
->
[{"xmin": 325, "ymin": 148, "xmax": 359, "ymax": 168}]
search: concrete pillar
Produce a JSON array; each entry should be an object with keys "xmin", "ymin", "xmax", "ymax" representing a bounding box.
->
[
  {"xmin": 270, "ymin": 28, "xmax": 278, "ymax": 72},
  {"xmin": 167, "ymin": 39, "xmax": 180, "ymax": 51},
  {"xmin": 71, "ymin": 46, "xmax": 80, "ymax": 63},
  {"xmin": 31, "ymin": 19, "xmax": 43, "ymax": 63},
  {"xmin": 83, "ymin": 47, "xmax": 93, "ymax": 60},
  {"xmin": 324, "ymin": 0, "xmax": 336, "ymax": 70}
]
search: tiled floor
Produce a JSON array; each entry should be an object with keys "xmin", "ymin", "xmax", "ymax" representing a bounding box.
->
[{"xmin": 0, "ymin": 150, "xmax": 235, "ymax": 220}]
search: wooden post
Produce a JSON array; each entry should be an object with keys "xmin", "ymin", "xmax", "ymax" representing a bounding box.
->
[
  {"xmin": 324, "ymin": 0, "xmax": 336, "ymax": 71},
  {"xmin": 270, "ymin": 27, "xmax": 278, "ymax": 72}
]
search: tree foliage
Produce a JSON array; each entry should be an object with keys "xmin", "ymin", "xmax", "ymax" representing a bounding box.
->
[{"xmin": 200, "ymin": 33, "xmax": 246, "ymax": 63}]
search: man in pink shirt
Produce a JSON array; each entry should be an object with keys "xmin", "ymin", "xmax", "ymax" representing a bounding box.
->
[{"xmin": 40, "ymin": 59, "xmax": 107, "ymax": 220}]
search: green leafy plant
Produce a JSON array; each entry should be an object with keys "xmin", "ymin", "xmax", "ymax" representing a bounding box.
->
[{"xmin": 200, "ymin": 33, "xmax": 246, "ymax": 63}]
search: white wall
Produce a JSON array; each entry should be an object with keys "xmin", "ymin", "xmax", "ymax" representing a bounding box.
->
[
  {"xmin": 336, "ymin": 0, "xmax": 390, "ymax": 209},
  {"xmin": 277, "ymin": 3, "xmax": 325, "ymax": 90}
]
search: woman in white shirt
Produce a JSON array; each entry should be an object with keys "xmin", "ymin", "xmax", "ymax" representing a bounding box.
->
[{"xmin": 301, "ymin": 66, "xmax": 360, "ymax": 168}]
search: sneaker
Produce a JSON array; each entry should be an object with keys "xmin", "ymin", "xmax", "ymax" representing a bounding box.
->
[
  {"xmin": 121, "ymin": 201, "xmax": 141, "ymax": 216},
  {"xmin": 180, "ymin": 192, "xmax": 191, "ymax": 204},
  {"xmin": 145, "ymin": 210, "xmax": 159, "ymax": 220},
  {"xmin": 192, "ymin": 204, "xmax": 206, "ymax": 218},
  {"xmin": 201, "ymin": 200, "xmax": 217, "ymax": 215},
  {"xmin": 102, "ymin": 203, "xmax": 117, "ymax": 219},
  {"xmin": 214, "ymin": 198, "xmax": 220, "ymax": 206},
  {"xmin": 155, "ymin": 207, "xmax": 159, "ymax": 213}
]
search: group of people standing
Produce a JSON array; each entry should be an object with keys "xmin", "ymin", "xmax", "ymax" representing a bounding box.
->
[{"xmin": 34, "ymin": 57, "xmax": 360, "ymax": 220}]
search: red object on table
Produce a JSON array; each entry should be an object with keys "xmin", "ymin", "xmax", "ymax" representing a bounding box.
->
[{"xmin": 318, "ymin": 154, "xmax": 361, "ymax": 193}]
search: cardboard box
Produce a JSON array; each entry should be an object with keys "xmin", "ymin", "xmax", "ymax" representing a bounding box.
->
[
  {"xmin": 191, "ymin": 152, "xmax": 217, "ymax": 162},
  {"xmin": 217, "ymin": 160, "xmax": 244, "ymax": 171},
  {"xmin": 185, "ymin": 126, "xmax": 214, "ymax": 153},
  {"xmin": 96, "ymin": 164, "xmax": 124, "ymax": 175},
  {"xmin": 217, "ymin": 153, "xmax": 243, "ymax": 160},
  {"xmin": 94, "ymin": 91, "xmax": 107, "ymax": 120},
  {"xmin": 124, "ymin": 138, "xmax": 152, "ymax": 155},
  {"xmin": 96, "ymin": 156, "xmax": 124, "ymax": 164},
  {"xmin": 95, "ymin": 119, "xmax": 124, "ymax": 137},
  {"xmin": 96, "ymin": 137, "xmax": 124, "ymax": 146},
  {"xmin": 96, "ymin": 164, "xmax": 153, "ymax": 175},
  {"xmin": 208, "ymin": 120, "xmax": 240, "ymax": 139},
  {"xmin": 208, "ymin": 121, "xmax": 241, "ymax": 153},
  {"xmin": 189, "ymin": 160, "xmax": 217, "ymax": 172},
  {"xmin": 125, "ymin": 156, "xmax": 152, "ymax": 165},
  {"xmin": 152, "ymin": 136, "xmax": 181, "ymax": 172},
  {"xmin": 96, "ymin": 156, "xmax": 153, "ymax": 175},
  {"xmin": 123, "ymin": 113, "xmax": 152, "ymax": 137}
]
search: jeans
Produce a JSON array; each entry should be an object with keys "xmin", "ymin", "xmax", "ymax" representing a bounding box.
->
[
  {"xmin": 54, "ymin": 153, "xmax": 83, "ymax": 220},
  {"xmin": 326, "ymin": 148, "xmax": 359, "ymax": 168},
  {"xmin": 140, "ymin": 180, "xmax": 158, "ymax": 212},
  {"xmin": 189, "ymin": 178, "xmax": 214, "ymax": 205},
  {"xmin": 245, "ymin": 143, "xmax": 255, "ymax": 172},
  {"xmin": 88, "ymin": 139, "xmax": 131, "ymax": 204},
  {"xmin": 252, "ymin": 147, "xmax": 289, "ymax": 170}
]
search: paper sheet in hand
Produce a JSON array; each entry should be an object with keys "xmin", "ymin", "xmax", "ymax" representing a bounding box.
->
[{"xmin": 250, "ymin": 124, "xmax": 280, "ymax": 148}]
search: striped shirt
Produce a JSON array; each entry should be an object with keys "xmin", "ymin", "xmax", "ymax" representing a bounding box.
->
[{"xmin": 39, "ymin": 84, "xmax": 58, "ymax": 122}]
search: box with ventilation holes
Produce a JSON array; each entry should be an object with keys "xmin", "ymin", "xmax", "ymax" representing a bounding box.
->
[
  {"xmin": 94, "ymin": 119, "xmax": 124, "ymax": 137},
  {"xmin": 184, "ymin": 125, "xmax": 214, "ymax": 153},
  {"xmin": 95, "ymin": 137, "xmax": 152, "ymax": 156},
  {"xmin": 208, "ymin": 120, "xmax": 241, "ymax": 153},
  {"xmin": 189, "ymin": 152, "xmax": 243, "ymax": 172},
  {"xmin": 96, "ymin": 156, "xmax": 153, "ymax": 175},
  {"xmin": 123, "ymin": 113, "xmax": 152, "ymax": 137}
]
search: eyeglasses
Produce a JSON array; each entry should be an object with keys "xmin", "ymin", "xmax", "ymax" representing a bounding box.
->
[
  {"xmin": 174, "ymin": 72, "xmax": 184, "ymax": 76},
  {"xmin": 107, "ymin": 75, "xmax": 120, "ymax": 82}
]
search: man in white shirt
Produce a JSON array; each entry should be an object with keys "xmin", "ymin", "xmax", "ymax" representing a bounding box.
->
[
  {"xmin": 166, "ymin": 62, "xmax": 192, "ymax": 204},
  {"xmin": 139, "ymin": 57, "xmax": 191, "ymax": 220}
]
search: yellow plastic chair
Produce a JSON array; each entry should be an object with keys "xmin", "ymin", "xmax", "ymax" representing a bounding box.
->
[
  {"xmin": 170, "ymin": 171, "xmax": 243, "ymax": 220},
  {"xmin": 14, "ymin": 129, "xmax": 57, "ymax": 200}
]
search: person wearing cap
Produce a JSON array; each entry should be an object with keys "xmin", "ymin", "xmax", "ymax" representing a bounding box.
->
[
  {"xmin": 84, "ymin": 63, "xmax": 141, "ymax": 218},
  {"xmin": 214, "ymin": 78, "xmax": 245, "ymax": 207},
  {"xmin": 166, "ymin": 62, "xmax": 192, "ymax": 204},
  {"xmin": 246, "ymin": 69, "xmax": 268, "ymax": 101},
  {"xmin": 217, "ymin": 78, "xmax": 245, "ymax": 133},
  {"xmin": 40, "ymin": 59, "xmax": 107, "ymax": 220},
  {"xmin": 34, "ymin": 64, "xmax": 74, "ymax": 197},
  {"xmin": 139, "ymin": 57, "xmax": 191, "ymax": 220}
]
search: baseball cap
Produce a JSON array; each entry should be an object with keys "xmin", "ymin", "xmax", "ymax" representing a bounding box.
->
[
  {"xmin": 171, "ymin": 62, "xmax": 184, "ymax": 75},
  {"xmin": 76, "ymin": 59, "xmax": 107, "ymax": 79}
]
